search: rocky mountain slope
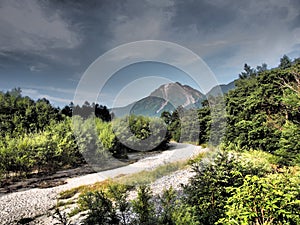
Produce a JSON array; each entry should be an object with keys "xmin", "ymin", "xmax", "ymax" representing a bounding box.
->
[
  {"xmin": 111, "ymin": 81, "xmax": 235, "ymax": 117},
  {"xmin": 111, "ymin": 82, "xmax": 206, "ymax": 117}
]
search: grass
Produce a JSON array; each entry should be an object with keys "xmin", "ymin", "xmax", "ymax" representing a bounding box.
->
[
  {"xmin": 58, "ymin": 158, "xmax": 199, "ymax": 200},
  {"xmin": 115, "ymin": 160, "xmax": 188, "ymax": 186},
  {"xmin": 187, "ymin": 151, "xmax": 207, "ymax": 165},
  {"xmin": 56, "ymin": 199, "xmax": 75, "ymax": 207},
  {"xmin": 68, "ymin": 207, "xmax": 82, "ymax": 217},
  {"xmin": 59, "ymin": 188, "xmax": 80, "ymax": 199},
  {"xmin": 58, "ymin": 161, "xmax": 186, "ymax": 217},
  {"xmin": 58, "ymin": 150, "xmax": 209, "ymax": 205},
  {"xmin": 59, "ymin": 179, "xmax": 116, "ymax": 199},
  {"xmin": 56, "ymin": 151, "xmax": 210, "ymax": 217}
]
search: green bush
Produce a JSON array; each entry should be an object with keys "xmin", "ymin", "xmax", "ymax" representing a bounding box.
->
[
  {"xmin": 112, "ymin": 115, "xmax": 170, "ymax": 152},
  {"xmin": 183, "ymin": 150, "xmax": 272, "ymax": 224},
  {"xmin": 218, "ymin": 169, "xmax": 300, "ymax": 224},
  {"xmin": 171, "ymin": 204, "xmax": 199, "ymax": 225},
  {"xmin": 0, "ymin": 118, "xmax": 81, "ymax": 177},
  {"xmin": 79, "ymin": 191, "xmax": 120, "ymax": 225},
  {"xmin": 276, "ymin": 121, "xmax": 300, "ymax": 166},
  {"xmin": 131, "ymin": 185, "xmax": 157, "ymax": 225}
]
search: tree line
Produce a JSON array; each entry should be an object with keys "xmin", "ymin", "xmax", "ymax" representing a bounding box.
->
[
  {"xmin": 165, "ymin": 55, "xmax": 300, "ymax": 166},
  {"xmin": 0, "ymin": 90, "xmax": 169, "ymax": 180}
]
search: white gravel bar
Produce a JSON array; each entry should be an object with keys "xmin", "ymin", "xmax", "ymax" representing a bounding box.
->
[{"xmin": 0, "ymin": 143, "xmax": 205, "ymax": 224}]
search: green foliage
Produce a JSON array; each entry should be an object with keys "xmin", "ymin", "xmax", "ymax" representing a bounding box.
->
[
  {"xmin": 0, "ymin": 88, "xmax": 61, "ymax": 137},
  {"xmin": 52, "ymin": 207, "xmax": 73, "ymax": 225},
  {"xmin": 239, "ymin": 150, "xmax": 278, "ymax": 172},
  {"xmin": 179, "ymin": 109, "xmax": 198, "ymax": 143},
  {"xmin": 187, "ymin": 151, "xmax": 207, "ymax": 165},
  {"xmin": 218, "ymin": 169, "xmax": 300, "ymax": 224},
  {"xmin": 0, "ymin": 118, "xmax": 81, "ymax": 177},
  {"xmin": 72, "ymin": 116, "xmax": 111, "ymax": 166},
  {"xmin": 76, "ymin": 183, "xmax": 198, "ymax": 225},
  {"xmin": 276, "ymin": 121, "xmax": 300, "ymax": 166},
  {"xmin": 197, "ymin": 102, "xmax": 211, "ymax": 144},
  {"xmin": 69, "ymin": 149, "xmax": 298, "ymax": 225},
  {"xmin": 275, "ymin": 69, "xmax": 300, "ymax": 166},
  {"xmin": 163, "ymin": 95, "xmax": 224, "ymax": 146},
  {"xmin": 171, "ymin": 204, "xmax": 199, "ymax": 225},
  {"xmin": 168, "ymin": 108, "xmax": 182, "ymax": 142},
  {"xmin": 157, "ymin": 187, "xmax": 176, "ymax": 225},
  {"xmin": 116, "ymin": 161, "xmax": 187, "ymax": 186},
  {"xmin": 224, "ymin": 58, "xmax": 300, "ymax": 156},
  {"xmin": 183, "ymin": 150, "xmax": 273, "ymax": 224},
  {"xmin": 279, "ymin": 55, "xmax": 292, "ymax": 69},
  {"xmin": 107, "ymin": 183, "xmax": 131, "ymax": 225},
  {"xmin": 96, "ymin": 120, "xmax": 115, "ymax": 150},
  {"xmin": 131, "ymin": 185, "xmax": 157, "ymax": 225},
  {"xmin": 79, "ymin": 191, "xmax": 120, "ymax": 225},
  {"xmin": 0, "ymin": 90, "xmax": 86, "ymax": 179},
  {"xmin": 112, "ymin": 115, "xmax": 170, "ymax": 152}
]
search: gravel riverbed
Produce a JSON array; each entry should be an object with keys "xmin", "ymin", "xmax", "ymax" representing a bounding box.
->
[{"xmin": 0, "ymin": 143, "xmax": 205, "ymax": 225}]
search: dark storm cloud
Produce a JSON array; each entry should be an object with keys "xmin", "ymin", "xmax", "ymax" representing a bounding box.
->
[
  {"xmin": 172, "ymin": 0, "xmax": 237, "ymax": 32},
  {"xmin": 291, "ymin": 14, "xmax": 300, "ymax": 28},
  {"xmin": 1, "ymin": 0, "xmax": 298, "ymax": 71}
]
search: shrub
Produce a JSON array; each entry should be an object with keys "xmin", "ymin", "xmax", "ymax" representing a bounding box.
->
[
  {"xmin": 79, "ymin": 191, "xmax": 120, "ymax": 225},
  {"xmin": 131, "ymin": 185, "xmax": 157, "ymax": 225},
  {"xmin": 218, "ymin": 169, "xmax": 300, "ymax": 224},
  {"xmin": 183, "ymin": 150, "xmax": 271, "ymax": 224},
  {"xmin": 276, "ymin": 121, "xmax": 300, "ymax": 166}
]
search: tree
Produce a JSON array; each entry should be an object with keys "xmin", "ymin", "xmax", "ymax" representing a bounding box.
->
[
  {"xmin": 80, "ymin": 191, "xmax": 120, "ymax": 225},
  {"xmin": 239, "ymin": 64, "xmax": 256, "ymax": 79},
  {"xmin": 183, "ymin": 150, "xmax": 272, "ymax": 225},
  {"xmin": 256, "ymin": 63, "xmax": 268, "ymax": 73},
  {"xmin": 275, "ymin": 68, "xmax": 300, "ymax": 165},
  {"xmin": 61, "ymin": 104, "xmax": 72, "ymax": 117},
  {"xmin": 107, "ymin": 184, "xmax": 130, "ymax": 225},
  {"xmin": 72, "ymin": 116, "xmax": 110, "ymax": 166},
  {"xmin": 168, "ymin": 108, "xmax": 181, "ymax": 142},
  {"xmin": 195, "ymin": 100, "xmax": 211, "ymax": 144},
  {"xmin": 218, "ymin": 171, "xmax": 300, "ymax": 225},
  {"xmin": 157, "ymin": 188, "xmax": 176, "ymax": 225},
  {"xmin": 112, "ymin": 115, "xmax": 170, "ymax": 152},
  {"xmin": 131, "ymin": 186, "xmax": 157, "ymax": 225},
  {"xmin": 224, "ymin": 60, "xmax": 300, "ymax": 152},
  {"xmin": 95, "ymin": 104, "xmax": 111, "ymax": 122},
  {"xmin": 279, "ymin": 55, "xmax": 292, "ymax": 69},
  {"xmin": 161, "ymin": 111, "xmax": 172, "ymax": 125}
]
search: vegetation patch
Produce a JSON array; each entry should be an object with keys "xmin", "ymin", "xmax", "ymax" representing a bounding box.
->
[{"xmin": 115, "ymin": 160, "xmax": 188, "ymax": 186}]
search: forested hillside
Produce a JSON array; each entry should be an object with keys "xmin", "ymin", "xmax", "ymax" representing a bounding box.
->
[{"xmin": 166, "ymin": 56, "xmax": 300, "ymax": 165}]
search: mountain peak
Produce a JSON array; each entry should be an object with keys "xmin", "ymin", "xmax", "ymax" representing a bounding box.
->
[
  {"xmin": 150, "ymin": 82, "xmax": 204, "ymax": 106},
  {"xmin": 111, "ymin": 81, "xmax": 235, "ymax": 117}
]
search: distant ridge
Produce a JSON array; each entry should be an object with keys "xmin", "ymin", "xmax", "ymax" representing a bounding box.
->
[
  {"xmin": 206, "ymin": 80, "xmax": 236, "ymax": 97},
  {"xmin": 111, "ymin": 81, "xmax": 235, "ymax": 117}
]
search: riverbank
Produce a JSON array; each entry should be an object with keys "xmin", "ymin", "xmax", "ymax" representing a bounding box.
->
[{"xmin": 0, "ymin": 143, "xmax": 205, "ymax": 224}]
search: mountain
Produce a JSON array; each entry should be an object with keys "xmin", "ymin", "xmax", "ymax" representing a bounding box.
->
[
  {"xmin": 206, "ymin": 80, "xmax": 236, "ymax": 97},
  {"xmin": 150, "ymin": 82, "xmax": 205, "ymax": 108},
  {"xmin": 111, "ymin": 81, "xmax": 236, "ymax": 118},
  {"xmin": 111, "ymin": 82, "xmax": 206, "ymax": 117}
]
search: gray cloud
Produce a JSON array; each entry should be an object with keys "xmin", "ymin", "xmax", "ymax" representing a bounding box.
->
[
  {"xmin": 0, "ymin": 0, "xmax": 299, "ymax": 106},
  {"xmin": 0, "ymin": 0, "xmax": 80, "ymax": 53}
]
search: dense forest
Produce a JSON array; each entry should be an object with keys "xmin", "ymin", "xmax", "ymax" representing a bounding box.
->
[{"xmin": 0, "ymin": 55, "xmax": 299, "ymax": 224}]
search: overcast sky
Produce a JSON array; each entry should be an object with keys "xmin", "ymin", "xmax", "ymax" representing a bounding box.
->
[{"xmin": 0, "ymin": 0, "xmax": 299, "ymax": 107}]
